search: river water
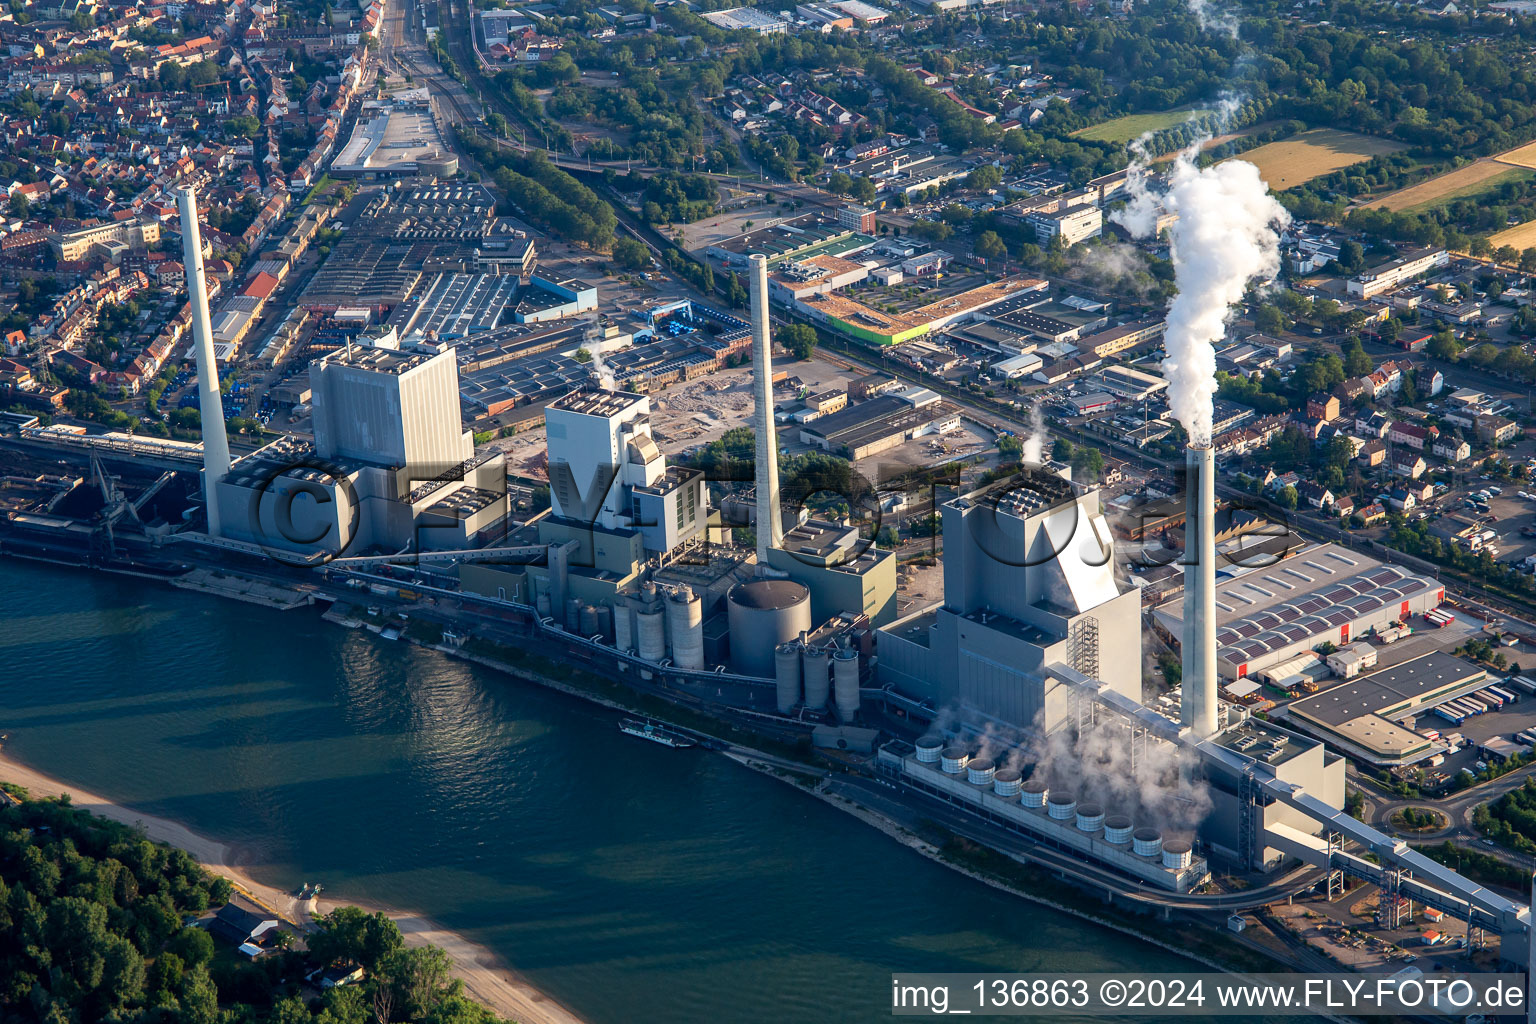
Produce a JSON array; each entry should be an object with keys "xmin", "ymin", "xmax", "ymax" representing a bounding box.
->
[{"xmin": 0, "ymin": 559, "xmax": 1211, "ymax": 1023}]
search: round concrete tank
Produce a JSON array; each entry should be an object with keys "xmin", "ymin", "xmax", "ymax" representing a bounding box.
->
[
  {"xmin": 666, "ymin": 585, "xmax": 704, "ymax": 670},
  {"xmin": 564, "ymin": 597, "xmax": 581, "ymax": 632},
  {"xmin": 1075, "ymin": 803, "xmax": 1104, "ymax": 833},
  {"xmin": 416, "ymin": 151, "xmax": 459, "ymax": 177},
  {"xmin": 536, "ymin": 592, "xmax": 551, "ymax": 618},
  {"xmin": 636, "ymin": 608, "xmax": 666, "ymax": 663},
  {"xmin": 594, "ymin": 604, "xmax": 612, "ymax": 642},
  {"xmin": 774, "ymin": 643, "xmax": 802, "ymax": 713},
  {"xmin": 611, "ymin": 600, "xmax": 633, "ymax": 653},
  {"xmin": 1020, "ymin": 780, "xmax": 1048, "ymax": 808},
  {"xmin": 832, "ymin": 647, "xmax": 860, "ymax": 722},
  {"xmin": 966, "ymin": 758, "xmax": 995, "ymax": 786},
  {"xmin": 915, "ymin": 735, "xmax": 944, "ymax": 763},
  {"xmin": 1103, "ymin": 815, "xmax": 1134, "ymax": 845},
  {"xmin": 1132, "ymin": 828, "xmax": 1164, "ymax": 858},
  {"xmin": 940, "ymin": 746, "xmax": 970, "ymax": 774},
  {"xmin": 1162, "ymin": 840, "xmax": 1192, "ymax": 870},
  {"xmin": 802, "ymin": 646, "xmax": 830, "ymax": 709},
  {"xmin": 579, "ymin": 603, "xmax": 599, "ymax": 637},
  {"xmin": 726, "ymin": 579, "xmax": 811, "ymax": 677},
  {"xmin": 992, "ymin": 768, "xmax": 1022, "ymax": 797},
  {"xmin": 1047, "ymin": 792, "xmax": 1077, "ymax": 820}
]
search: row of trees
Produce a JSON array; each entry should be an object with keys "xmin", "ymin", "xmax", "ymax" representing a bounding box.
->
[{"xmin": 459, "ymin": 134, "xmax": 617, "ymax": 251}]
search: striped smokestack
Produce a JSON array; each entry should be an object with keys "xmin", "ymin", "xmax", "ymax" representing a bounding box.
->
[{"xmin": 1181, "ymin": 442, "xmax": 1218, "ymax": 738}]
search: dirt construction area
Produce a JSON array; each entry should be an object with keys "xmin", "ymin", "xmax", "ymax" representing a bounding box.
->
[{"xmin": 1234, "ymin": 128, "xmax": 1406, "ymax": 189}]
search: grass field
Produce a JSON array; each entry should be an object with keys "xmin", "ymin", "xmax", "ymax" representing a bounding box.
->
[
  {"xmin": 1490, "ymin": 219, "xmax": 1536, "ymax": 252},
  {"xmin": 1231, "ymin": 128, "xmax": 1407, "ymax": 189},
  {"xmin": 1363, "ymin": 160, "xmax": 1532, "ymax": 212},
  {"xmin": 1072, "ymin": 109, "xmax": 1194, "ymax": 144},
  {"xmin": 1498, "ymin": 140, "xmax": 1536, "ymax": 170}
]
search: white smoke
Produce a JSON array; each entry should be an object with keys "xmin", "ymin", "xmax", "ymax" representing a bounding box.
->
[
  {"xmin": 588, "ymin": 338, "xmax": 617, "ymax": 390},
  {"xmin": 1112, "ymin": 148, "xmax": 1287, "ymax": 446},
  {"xmin": 1189, "ymin": 0, "xmax": 1238, "ymax": 37},
  {"xmin": 1022, "ymin": 404, "xmax": 1046, "ymax": 465},
  {"xmin": 1021, "ymin": 714, "xmax": 1211, "ymax": 835}
]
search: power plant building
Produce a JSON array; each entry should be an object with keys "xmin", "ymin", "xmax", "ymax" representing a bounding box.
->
[{"xmin": 876, "ymin": 470, "xmax": 1142, "ymax": 730}]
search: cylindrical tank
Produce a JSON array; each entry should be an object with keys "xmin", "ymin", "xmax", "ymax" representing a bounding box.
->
[
  {"xmin": 1103, "ymin": 815, "xmax": 1134, "ymax": 845},
  {"xmin": 915, "ymin": 735, "xmax": 944, "ymax": 763},
  {"xmin": 1075, "ymin": 803, "xmax": 1104, "ymax": 833},
  {"xmin": 1132, "ymin": 828, "xmax": 1164, "ymax": 858},
  {"xmin": 666, "ymin": 585, "xmax": 704, "ymax": 670},
  {"xmin": 611, "ymin": 600, "xmax": 633, "ymax": 653},
  {"xmin": 1162, "ymin": 840, "xmax": 1192, "ymax": 870},
  {"xmin": 416, "ymin": 151, "xmax": 459, "ymax": 178},
  {"xmin": 1021, "ymin": 780, "xmax": 1048, "ymax": 808},
  {"xmin": 564, "ymin": 597, "xmax": 581, "ymax": 632},
  {"xmin": 992, "ymin": 768, "xmax": 1022, "ymax": 797},
  {"xmin": 966, "ymin": 758, "xmax": 996, "ymax": 785},
  {"xmin": 833, "ymin": 647, "xmax": 860, "ymax": 722},
  {"xmin": 773, "ymin": 643, "xmax": 802, "ymax": 713},
  {"xmin": 940, "ymin": 746, "xmax": 969, "ymax": 774},
  {"xmin": 579, "ymin": 603, "xmax": 599, "ymax": 637},
  {"xmin": 1047, "ymin": 792, "xmax": 1077, "ymax": 820},
  {"xmin": 802, "ymin": 646, "xmax": 831, "ymax": 709},
  {"xmin": 726, "ymin": 579, "xmax": 812, "ymax": 677},
  {"xmin": 636, "ymin": 608, "xmax": 666, "ymax": 663},
  {"xmin": 594, "ymin": 604, "xmax": 612, "ymax": 642},
  {"xmin": 536, "ymin": 592, "xmax": 551, "ymax": 618}
]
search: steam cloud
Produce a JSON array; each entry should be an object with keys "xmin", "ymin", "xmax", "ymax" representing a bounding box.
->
[
  {"xmin": 1112, "ymin": 149, "xmax": 1287, "ymax": 447},
  {"xmin": 1189, "ymin": 0, "xmax": 1238, "ymax": 37},
  {"xmin": 1022, "ymin": 404, "xmax": 1046, "ymax": 465},
  {"xmin": 588, "ymin": 338, "xmax": 618, "ymax": 390}
]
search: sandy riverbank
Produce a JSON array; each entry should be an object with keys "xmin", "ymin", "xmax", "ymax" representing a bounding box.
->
[{"xmin": 0, "ymin": 751, "xmax": 585, "ymax": 1024}]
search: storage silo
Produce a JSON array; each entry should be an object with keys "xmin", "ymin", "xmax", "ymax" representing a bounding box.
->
[
  {"xmin": 992, "ymin": 768, "xmax": 1022, "ymax": 797},
  {"xmin": 1162, "ymin": 840, "xmax": 1192, "ymax": 870},
  {"xmin": 726, "ymin": 579, "xmax": 812, "ymax": 677},
  {"xmin": 637, "ymin": 607, "xmax": 666, "ymax": 663},
  {"xmin": 536, "ymin": 592, "xmax": 552, "ymax": 618},
  {"xmin": 966, "ymin": 758, "xmax": 995, "ymax": 786},
  {"xmin": 915, "ymin": 735, "xmax": 944, "ymax": 763},
  {"xmin": 612, "ymin": 599, "xmax": 633, "ymax": 653},
  {"xmin": 802, "ymin": 646, "xmax": 831, "ymax": 709},
  {"xmin": 1132, "ymin": 828, "xmax": 1164, "ymax": 858},
  {"xmin": 579, "ymin": 603, "xmax": 599, "ymax": 638},
  {"xmin": 1047, "ymin": 792, "xmax": 1077, "ymax": 820},
  {"xmin": 774, "ymin": 643, "xmax": 802, "ymax": 713},
  {"xmin": 666, "ymin": 585, "xmax": 704, "ymax": 670},
  {"xmin": 832, "ymin": 647, "xmax": 860, "ymax": 722},
  {"xmin": 1021, "ymin": 780, "xmax": 1048, "ymax": 808},
  {"xmin": 940, "ymin": 746, "xmax": 970, "ymax": 774},
  {"xmin": 594, "ymin": 604, "xmax": 612, "ymax": 642},
  {"xmin": 564, "ymin": 597, "xmax": 582, "ymax": 632}
]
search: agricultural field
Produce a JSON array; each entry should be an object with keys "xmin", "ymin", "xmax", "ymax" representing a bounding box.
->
[
  {"xmin": 1233, "ymin": 128, "xmax": 1407, "ymax": 190},
  {"xmin": 1489, "ymin": 219, "xmax": 1536, "ymax": 253},
  {"xmin": 1072, "ymin": 108, "xmax": 1194, "ymax": 143},
  {"xmin": 1497, "ymin": 140, "xmax": 1536, "ymax": 171},
  {"xmin": 1363, "ymin": 160, "xmax": 1531, "ymax": 212}
]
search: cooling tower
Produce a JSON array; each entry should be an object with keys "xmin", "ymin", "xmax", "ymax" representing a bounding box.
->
[
  {"xmin": 748, "ymin": 253, "xmax": 783, "ymax": 563},
  {"xmin": 1181, "ymin": 443, "xmax": 1218, "ymax": 738},
  {"xmin": 176, "ymin": 186, "xmax": 231, "ymax": 537}
]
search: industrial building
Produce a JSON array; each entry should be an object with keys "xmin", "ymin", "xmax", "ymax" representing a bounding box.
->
[
  {"xmin": 798, "ymin": 388, "xmax": 961, "ymax": 459},
  {"xmin": 1151, "ymin": 544, "xmax": 1444, "ymax": 681},
  {"xmin": 332, "ymin": 96, "xmax": 455, "ymax": 178},
  {"xmin": 1284, "ymin": 653, "xmax": 1487, "ymax": 764}
]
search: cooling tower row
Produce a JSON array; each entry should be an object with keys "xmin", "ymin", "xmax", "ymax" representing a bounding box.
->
[
  {"xmin": 912, "ymin": 736, "xmax": 1192, "ymax": 869},
  {"xmin": 773, "ymin": 637, "xmax": 861, "ymax": 722}
]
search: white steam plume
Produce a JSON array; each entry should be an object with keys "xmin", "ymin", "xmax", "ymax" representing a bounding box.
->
[
  {"xmin": 1189, "ymin": 0, "xmax": 1237, "ymax": 37},
  {"xmin": 588, "ymin": 338, "xmax": 617, "ymax": 390},
  {"xmin": 1112, "ymin": 149, "xmax": 1287, "ymax": 446},
  {"xmin": 1022, "ymin": 404, "xmax": 1045, "ymax": 465}
]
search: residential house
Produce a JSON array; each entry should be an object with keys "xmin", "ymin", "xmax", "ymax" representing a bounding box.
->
[
  {"xmin": 1391, "ymin": 453, "xmax": 1427, "ymax": 479},
  {"xmin": 1388, "ymin": 421, "xmax": 1437, "ymax": 450},
  {"xmin": 1476, "ymin": 414, "xmax": 1519, "ymax": 446},
  {"xmin": 1432, "ymin": 435, "xmax": 1470, "ymax": 462},
  {"xmin": 1296, "ymin": 481, "xmax": 1335, "ymax": 509},
  {"xmin": 1358, "ymin": 501, "xmax": 1386, "ymax": 525},
  {"xmin": 1307, "ymin": 393, "xmax": 1341, "ymax": 421}
]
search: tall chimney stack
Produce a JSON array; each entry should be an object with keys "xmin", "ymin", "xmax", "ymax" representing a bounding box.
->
[
  {"xmin": 1181, "ymin": 442, "xmax": 1218, "ymax": 738},
  {"xmin": 748, "ymin": 253, "xmax": 783, "ymax": 564},
  {"xmin": 177, "ymin": 186, "xmax": 231, "ymax": 538}
]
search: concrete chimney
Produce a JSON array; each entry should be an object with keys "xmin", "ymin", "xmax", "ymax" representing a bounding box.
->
[
  {"xmin": 177, "ymin": 186, "xmax": 231, "ymax": 538},
  {"xmin": 1181, "ymin": 442, "xmax": 1218, "ymax": 738},
  {"xmin": 748, "ymin": 253, "xmax": 783, "ymax": 563}
]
